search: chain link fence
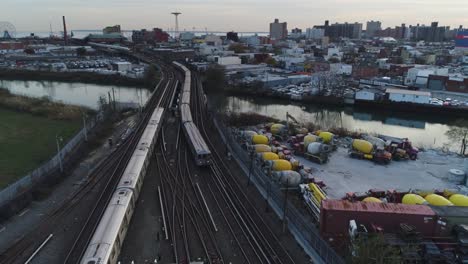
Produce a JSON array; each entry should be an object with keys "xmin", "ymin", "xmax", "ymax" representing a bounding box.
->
[
  {"xmin": 0, "ymin": 112, "xmax": 105, "ymax": 212},
  {"xmin": 212, "ymin": 113, "xmax": 345, "ymax": 264}
]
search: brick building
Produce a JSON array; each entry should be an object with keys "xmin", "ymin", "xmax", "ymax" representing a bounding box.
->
[{"xmin": 132, "ymin": 28, "xmax": 169, "ymax": 43}]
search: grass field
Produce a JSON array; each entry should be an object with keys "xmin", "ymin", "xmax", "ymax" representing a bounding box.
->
[{"xmin": 0, "ymin": 108, "xmax": 81, "ymax": 189}]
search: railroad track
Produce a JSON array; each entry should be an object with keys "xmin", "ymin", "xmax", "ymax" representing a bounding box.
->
[
  {"xmin": 191, "ymin": 73, "xmax": 298, "ymax": 264},
  {"xmin": 64, "ymin": 58, "xmax": 177, "ymax": 264},
  {"xmin": 0, "ymin": 55, "xmax": 175, "ymax": 264},
  {"xmin": 155, "ymin": 76, "xmax": 224, "ymax": 263}
]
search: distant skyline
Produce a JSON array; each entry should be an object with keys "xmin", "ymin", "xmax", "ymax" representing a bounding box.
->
[{"xmin": 4, "ymin": 0, "xmax": 468, "ymax": 33}]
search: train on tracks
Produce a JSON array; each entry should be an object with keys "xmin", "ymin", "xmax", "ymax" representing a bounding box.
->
[
  {"xmin": 80, "ymin": 107, "xmax": 164, "ymax": 264},
  {"xmin": 173, "ymin": 61, "xmax": 212, "ymax": 166}
]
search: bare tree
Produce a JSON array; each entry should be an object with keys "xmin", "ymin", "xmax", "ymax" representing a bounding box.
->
[{"xmin": 446, "ymin": 119, "xmax": 468, "ymax": 156}]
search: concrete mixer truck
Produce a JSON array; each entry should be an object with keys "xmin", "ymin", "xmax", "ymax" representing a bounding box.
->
[
  {"xmin": 350, "ymin": 139, "xmax": 392, "ymax": 164},
  {"xmin": 378, "ymin": 134, "xmax": 419, "ymax": 160},
  {"xmin": 293, "ymin": 141, "xmax": 331, "ymax": 164}
]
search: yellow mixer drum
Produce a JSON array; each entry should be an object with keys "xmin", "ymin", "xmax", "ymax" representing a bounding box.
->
[{"xmin": 425, "ymin": 194, "xmax": 453, "ymax": 206}]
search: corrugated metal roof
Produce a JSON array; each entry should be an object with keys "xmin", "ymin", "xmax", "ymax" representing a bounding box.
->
[
  {"xmin": 322, "ymin": 200, "xmax": 435, "ymax": 215},
  {"xmin": 386, "ymin": 88, "xmax": 431, "ymax": 96}
]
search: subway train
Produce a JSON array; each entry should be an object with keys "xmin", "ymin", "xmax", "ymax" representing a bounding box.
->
[
  {"xmin": 80, "ymin": 107, "xmax": 164, "ymax": 264},
  {"xmin": 173, "ymin": 61, "xmax": 212, "ymax": 166}
]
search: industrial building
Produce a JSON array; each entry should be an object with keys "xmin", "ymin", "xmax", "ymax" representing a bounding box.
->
[
  {"xmin": 111, "ymin": 61, "xmax": 132, "ymax": 72},
  {"xmin": 103, "ymin": 25, "xmax": 121, "ymax": 35},
  {"xmin": 269, "ymin": 18, "xmax": 288, "ymax": 40},
  {"xmin": 84, "ymin": 34, "xmax": 126, "ymax": 44},
  {"xmin": 404, "ymin": 66, "xmax": 449, "ymax": 88},
  {"xmin": 209, "ymin": 56, "xmax": 242, "ymax": 66},
  {"xmin": 132, "ymin": 28, "xmax": 169, "ymax": 43},
  {"xmin": 355, "ymin": 89, "xmax": 378, "ymax": 101},
  {"xmin": 386, "ymin": 88, "xmax": 431, "ymax": 104}
]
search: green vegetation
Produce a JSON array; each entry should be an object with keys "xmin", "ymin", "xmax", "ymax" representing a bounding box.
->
[
  {"xmin": 0, "ymin": 108, "xmax": 81, "ymax": 189},
  {"xmin": 0, "ymin": 88, "xmax": 91, "ymax": 189},
  {"xmin": 224, "ymin": 112, "xmax": 279, "ymax": 127},
  {"xmin": 348, "ymin": 234, "xmax": 404, "ymax": 264},
  {"xmin": 228, "ymin": 43, "xmax": 247, "ymax": 53},
  {"xmin": 446, "ymin": 118, "xmax": 468, "ymax": 156},
  {"xmin": 203, "ymin": 65, "xmax": 226, "ymax": 92},
  {"xmin": 0, "ymin": 88, "xmax": 94, "ymax": 120},
  {"xmin": 143, "ymin": 65, "xmax": 160, "ymax": 88},
  {"xmin": 224, "ymin": 112, "xmax": 362, "ymax": 138}
]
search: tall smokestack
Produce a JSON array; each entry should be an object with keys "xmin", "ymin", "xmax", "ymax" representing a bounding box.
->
[{"xmin": 62, "ymin": 16, "xmax": 68, "ymax": 45}]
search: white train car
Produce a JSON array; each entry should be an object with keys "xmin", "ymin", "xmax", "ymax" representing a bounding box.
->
[
  {"xmin": 80, "ymin": 107, "xmax": 164, "ymax": 264},
  {"xmin": 180, "ymin": 90, "xmax": 191, "ymax": 105},
  {"xmin": 173, "ymin": 61, "xmax": 212, "ymax": 166},
  {"xmin": 183, "ymin": 122, "xmax": 212, "ymax": 166},
  {"xmin": 180, "ymin": 103, "xmax": 193, "ymax": 124}
]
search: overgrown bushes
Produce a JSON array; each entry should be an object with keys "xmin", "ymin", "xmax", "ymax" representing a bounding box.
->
[
  {"xmin": 0, "ymin": 88, "xmax": 93, "ymax": 120},
  {"xmin": 224, "ymin": 112, "xmax": 363, "ymax": 138}
]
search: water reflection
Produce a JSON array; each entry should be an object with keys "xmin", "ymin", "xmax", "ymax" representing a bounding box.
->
[
  {"xmin": 216, "ymin": 95, "xmax": 468, "ymax": 151},
  {"xmin": 0, "ymin": 80, "xmax": 151, "ymax": 110}
]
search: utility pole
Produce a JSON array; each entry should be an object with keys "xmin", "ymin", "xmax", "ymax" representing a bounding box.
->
[
  {"xmin": 266, "ymin": 166, "xmax": 272, "ymax": 212},
  {"xmin": 247, "ymin": 151, "xmax": 254, "ymax": 186},
  {"xmin": 282, "ymin": 179, "xmax": 290, "ymax": 233},
  {"xmin": 112, "ymin": 88, "xmax": 116, "ymax": 112},
  {"xmin": 108, "ymin": 91, "xmax": 112, "ymax": 112},
  {"xmin": 56, "ymin": 134, "xmax": 63, "ymax": 172}
]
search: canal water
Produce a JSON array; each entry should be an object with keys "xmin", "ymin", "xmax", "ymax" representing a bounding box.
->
[
  {"xmin": 214, "ymin": 95, "xmax": 468, "ymax": 152},
  {"xmin": 0, "ymin": 80, "xmax": 151, "ymax": 110}
]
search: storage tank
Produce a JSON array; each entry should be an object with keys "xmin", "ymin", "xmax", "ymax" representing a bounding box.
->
[
  {"xmin": 272, "ymin": 171, "xmax": 302, "ymax": 187},
  {"xmin": 362, "ymin": 197, "xmax": 382, "ymax": 203},
  {"xmin": 252, "ymin": 134, "xmax": 269, "ymax": 145},
  {"xmin": 425, "ymin": 194, "xmax": 454, "ymax": 206},
  {"xmin": 307, "ymin": 142, "xmax": 332, "ymax": 155},
  {"xmin": 304, "ymin": 134, "xmax": 321, "ymax": 148},
  {"xmin": 259, "ymin": 152, "xmax": 279, "ymax": 161},
  {"xmin": 252, "ymin": 144, "xmax": 272, "ymax": 153},
  {"xmin": 266, "ymin": 160, "xmax": 292, "ymax": 171},
  {"xmin": 449, "ymin": 194, "xmax": 468, "ymax": 206},
  {"xmin": 270, "ymin": 124, "xmax": 286, "ymax": 135},
  {"xmin": 318, "ymin": 131, "xmax": 334, "ymax": 144},
  {"xmin": 402, "ymin": 194, "xmax": 428, "ymax": 205},
  {"xmin": 352, "ymin": 139, "xmax": 374, "ymax": 154}
]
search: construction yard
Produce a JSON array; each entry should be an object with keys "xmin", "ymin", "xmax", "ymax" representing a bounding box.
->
[{"xmin": 297, "ymin": 146, "xmax": 466, "ymax": 199}]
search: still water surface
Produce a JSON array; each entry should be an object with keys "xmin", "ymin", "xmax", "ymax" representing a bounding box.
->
[
  {"xmin": 0, "ymin": 80, "xmax": 151, "ymax": 110},
  {"xmin": 215, "ymin": 95, "xmax": 468, "ymax": 151}
]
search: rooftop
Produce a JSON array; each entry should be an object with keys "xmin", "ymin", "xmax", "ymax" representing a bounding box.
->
[
  {"xmin": 87, "ymin": 33, "xmax": 125, "ymax": 39},
  {"xmin": 386, "ymin": 88, "xmax": 431, "ymax": 96}
]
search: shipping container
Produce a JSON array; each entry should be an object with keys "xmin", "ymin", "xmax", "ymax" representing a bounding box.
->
[{"xmin": 320, "ymin": 200, "xmax": 437, "ymax": 238}]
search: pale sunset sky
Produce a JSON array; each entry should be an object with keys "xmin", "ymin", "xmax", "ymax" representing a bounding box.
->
[{"xmin": 3, "ymin": 0, "xmax": 468, "ymax": 32}]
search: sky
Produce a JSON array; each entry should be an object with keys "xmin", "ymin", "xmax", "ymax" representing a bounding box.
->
[{"xmin": 3, "ymin": 0, "xmax": 468, "ymax": 33}]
